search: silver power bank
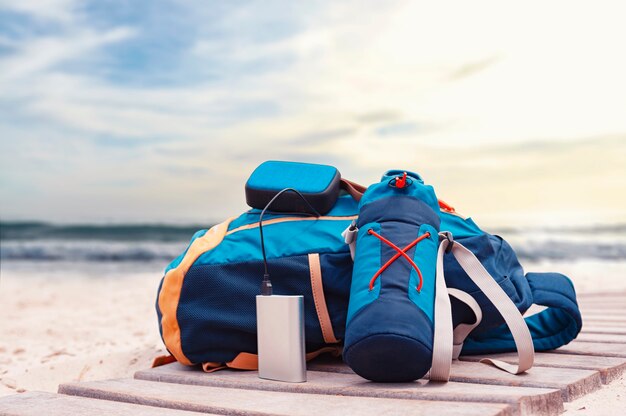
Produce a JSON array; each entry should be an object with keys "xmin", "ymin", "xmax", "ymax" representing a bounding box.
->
[{"xmin": 256, "ymin": 295, "xmax": 306, "ymax": 382}]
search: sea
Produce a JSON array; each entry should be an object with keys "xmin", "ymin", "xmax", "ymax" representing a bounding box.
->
[{"xmin": 1, "ymin": 222, "xmax": 626, "ymax": 292}]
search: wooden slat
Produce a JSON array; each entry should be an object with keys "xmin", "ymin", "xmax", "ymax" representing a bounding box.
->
[
  {"xmin": 59, "ymin": 378, "xmax": 512, "ymax": 416},
  {"xmin": 135, "ymin": 363, "xmax": 564, "ymax": 416},
  {"xmin": 582, "ymin": 325, "xmax": 626, "ymax": 335},
  {"xmin": 575, "ymin": 332, "xmax": 626, "ymax": 344},
  {"xmin": 578, "ymin": 314, "xmax": 626, "ymax": 322},
  {"xmin": 0, "ymin": 391, "xmax": 202, "ymax": 416},
  {"xmin": 580, "ymin": 309, "xmax": 626, "ymax": 316},
  {"xmin": 460, "ymin": 352, "xmax": 626, "ymax": 384},
  {"xmin": 553, "ymin": 341, "xmax": 626, "ymax": 358},
  {"xmin": 306, "ymin": 357, "xmax": 599, "ymax": 401},
  {"xmin": 583, "ymin": 319, "xmax": 626, "ymax": 327},
  {"xmin": 578, "ymin": 299, "xmax": 626, "ymax": 309},
  {"xmin": 579, "ymin": 301, "xmax": 626, "ymax": 309},
  {"xmin": 577, "ymin": 292, "xmax": 626, "ymax": 299}
]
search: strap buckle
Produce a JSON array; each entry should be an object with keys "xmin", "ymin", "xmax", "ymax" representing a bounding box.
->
[
  {"xmin": 439, "ymin": 231, "xmax": 454, "ymax": 254},
  {"xmin": 342, "ymin": 220, "xmax": 359, "ymax": 260}
]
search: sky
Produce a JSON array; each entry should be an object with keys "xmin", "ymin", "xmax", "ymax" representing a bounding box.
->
[{"xmin": 0, "ymin": 0, "xmax": 625, "ymax": 227}]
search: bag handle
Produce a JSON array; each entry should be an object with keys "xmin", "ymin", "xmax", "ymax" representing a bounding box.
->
[
  {"xmin": 447, "ymin": 288, "xmax": 482, "ymax": 359},
  {"xmin": 340, "ymin": 178, "xmax": 366, "ymax": 201},
  {"xmin": 430, "ymin": 234, "xmax": 535, "ymax": 381}
]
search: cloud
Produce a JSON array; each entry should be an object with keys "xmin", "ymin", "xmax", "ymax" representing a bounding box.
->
[
  {"xmin": 449, "ymin": 55, "xmax": 502, "ymax": 81},
  {"xmin": 0, "ymin": 0, "xmax": 625, "ymax": 225},
  {"xmin": 0, "ymin": 0, "xmax": 79, "ymax": 23}
]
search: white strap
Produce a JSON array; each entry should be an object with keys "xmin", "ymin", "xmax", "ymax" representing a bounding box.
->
[
  {"xmin": 448, "ymin": 241, "xmax": 534, "ymax": 374},
  {"xmin": 429, "ymin": 238, "xmax": 454, "ymax": 381},
  {"xmin": 447, "ymin": 288, "xmax": 482, "ymax": 360},
  {"xmin": 342, "ymin": 221, "xmax": 358, "ymax": 260}
]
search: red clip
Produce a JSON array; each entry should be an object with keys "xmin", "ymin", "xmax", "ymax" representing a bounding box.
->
[{"xmin": 395, "ymin": 172, "xmax": 407, "ymax": 188}]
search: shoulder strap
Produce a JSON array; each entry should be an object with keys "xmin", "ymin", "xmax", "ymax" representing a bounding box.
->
[
  {"xmin": 430, "ymin": 234, "xmax": 535, "ymax": 381},
  {"xmin": 461, "ymin": 272, "xmax": 582, "ymax": 354},
  {"xmin": 447, "ymin": 288, "xmax": 482, "ymax": 359}
]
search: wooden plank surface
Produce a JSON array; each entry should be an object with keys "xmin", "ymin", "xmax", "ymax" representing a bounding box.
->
[
  {"xmin": 578, "ymin": 314, "xmax": 626, "ymax": 322},
  {"xmin": 582, "ymin": 318, "xmax": 626, "ymax": 326},
  {"xmin": 460, "ymin": 352, "xmax": 626, "ymax": 384},
  {"xmin": 577, "ymin": 292, "xmax": 626, "ymax": 299},
  {"xmin": 0, "ymin": 391, "xmax": 202, "ymax": 416},
  {"xmin": 59, "ymin": 378, "xmax": 512, "ymax": 416},
  {"xmin": 575, "ymin": 332, "xmax": 626, "ymax": 344},
  {"xmin": 579, "ymin": 302, "xmax": 626, "ymax": 310},
  {"xmin": 306, "ymin": 357, "xmax": 600, "ymax": 401},
  {"xmin": 135, "ymin": 363, "xmax": 564, "ymax": 416},
  {"xmin": 582, "ymin": 325, "xmax": 626, "ymax": 335},
  {"xmin": 552, "ymin": 341, "xmax": 626, "ymax": 358}
]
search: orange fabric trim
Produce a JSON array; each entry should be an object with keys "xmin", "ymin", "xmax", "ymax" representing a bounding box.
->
[
  {"xmin": 151, "ymin": 354, "xmax": 177, "ymax": 368},
  {"xmin": 227, "ymin": 352, "xmax": 259, "ymax": 370},
  {"xmin": 158, "ymin": 217, "xmax": 235, "ymax": 365},
  {"xmin": 202, "ymin": 363, "xmax": 227, "ymax": 373},
  {"xmin": 201, "ymin": 346, "xmax": 342, "ymax": 372},
  {"xmin": 308, "ymin": 253, "xmax": 339, "ymax": 344},
  {"xmin": 438, "ymin": 199, "xmax": 456, "ymax": 213},
  {"xmin": 438, "ymin": 199, "xmax": 467, "ymax": 219},
  {"xmin": 225, "ymin": 215, "xmax": 357, "ymax": 236}
]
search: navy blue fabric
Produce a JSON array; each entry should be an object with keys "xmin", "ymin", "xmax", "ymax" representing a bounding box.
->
[
  {"xmin": 357, "ymin": 197, "xmax": 440, "ymax": 230},
  {"xmin": 461, "ymin": 272, "xmax": 582, "ymax": 354},
  {"xmin": 344, "ymin": 176, "xmax": 440, "ymax": 382},
  {"xmin": 343, "ymin": 297, "xmax": 433, "ymax": 382},
  {"xmin": 444, "ymin": 234, "xmax": 533, "ymax": 333},
  {"xmin": 176, "ymin": 253, "xmax": 351, "ymax": 364}
]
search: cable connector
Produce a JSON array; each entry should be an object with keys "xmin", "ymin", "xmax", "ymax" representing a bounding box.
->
[
  {"xmin": 260, "ymin": 274, "xmax": 273, "ymax": 296},
  {"xmin": 258, "ymin": 187, "xmax": 320, "ymax": 296}
]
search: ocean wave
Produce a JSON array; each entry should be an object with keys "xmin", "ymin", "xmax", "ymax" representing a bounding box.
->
[
  {"xmin": 0, "ymin": 240, "xmax": 186, "ymax": 262},
  {"xmin": 4, "ymin": 221, "xmax": 624, "ymax": 241},
  {"xmin": 0, "ymin": 222, "xmax": 208, "ymax": 242},
  {"xmin": 1, "ymin": 238, "xmax": 625, "ymax": 262}
]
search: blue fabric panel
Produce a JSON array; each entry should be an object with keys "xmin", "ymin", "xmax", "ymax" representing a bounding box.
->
[
  {"xmin": 359, "ymin": 182, "xmax": 440, "ymax": 214},
  {"xmin": 346, "ymin": 222, "xmax": 381, "ymax": 324},
  {"xmin": 195, "ymin": 217, "xmax": 352, "ymax": 266},
  {"xmin": 318, "ymin": 252, "xmax": 353, "ymax": 341},
  {"xmin": 246, "ymin": 161, "xmax": 339, "ymax": 193},
  {"xmin": 177, "ymin": 253, "xmax": 350, "ymax": 364},
  {"xmin": 408, "ymin": 224, "xmax": 438, "ymax": 321},
  {"xmin": 461, "ymin": 272, "xmax": 582, "ymax": 355},
  {"xmin": 163, "ymin": 229, "xmax": 208, "ymax": 274},
  {"xmin": 439, "ymin": 212, "xmax": 483, "ymax": 239},
  {"xmin": 357, "ymin": 196, "xmax": 441, "ymax": 231},
  {"xmin": 343, "ymin": 296, "xmax": 434, "ymax": 382},
  {"xmin": 228, "ymin": 195, "xmax": 359, "ymax": 231},
  {"xmin": 344, "ymin": 173, "xmax": 440, "ymax": 382},
  {"xmin": 444, "ymin": 234, "xmax": 533, "ymax": 333}
]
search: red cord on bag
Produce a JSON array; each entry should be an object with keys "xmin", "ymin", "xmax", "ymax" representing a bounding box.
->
[
  {"xmin": 367, "ymin": 229, "xmax": 430, "ymax": 292},
  {"xmin": 395, "ymin": 172, "xmax": 407, "ymax": 188}
]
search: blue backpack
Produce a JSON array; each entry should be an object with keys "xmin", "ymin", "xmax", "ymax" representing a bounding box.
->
[{"xmin": 155, "ymin": 166, "xmax": 582, "ymax": 380}]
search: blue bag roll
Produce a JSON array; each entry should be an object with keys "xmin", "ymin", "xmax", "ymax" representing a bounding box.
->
[{"xmin": 343, "ymin": 170, "xmax": 441, "ymax": 382}]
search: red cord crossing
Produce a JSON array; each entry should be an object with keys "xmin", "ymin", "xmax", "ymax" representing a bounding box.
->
[{"xmin": 367, "ymin": 229, "xmax": 431, "ymax": 292}]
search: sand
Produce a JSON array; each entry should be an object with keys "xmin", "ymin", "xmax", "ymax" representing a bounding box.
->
[
  {"xmin": 0, "ymin": 269, "xmax": 165, "ymax": 397},
  {"xmin": 1, "ymin": 261, "xmax": 625, "ymax": 414}
]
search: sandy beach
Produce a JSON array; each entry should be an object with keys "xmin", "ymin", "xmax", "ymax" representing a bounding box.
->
[
  {"xmin": 1, "ymin": 259, "xmax": 625, "ymax": 414},
  {"xmin": 0, "ymin": 268, "xmax": 165, "ymax": 397}
]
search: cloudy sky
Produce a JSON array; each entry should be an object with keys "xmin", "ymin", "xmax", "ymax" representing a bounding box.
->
[{"xmin": 0, "ymin": 0, "xmax": 624, "ymax": 227}]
